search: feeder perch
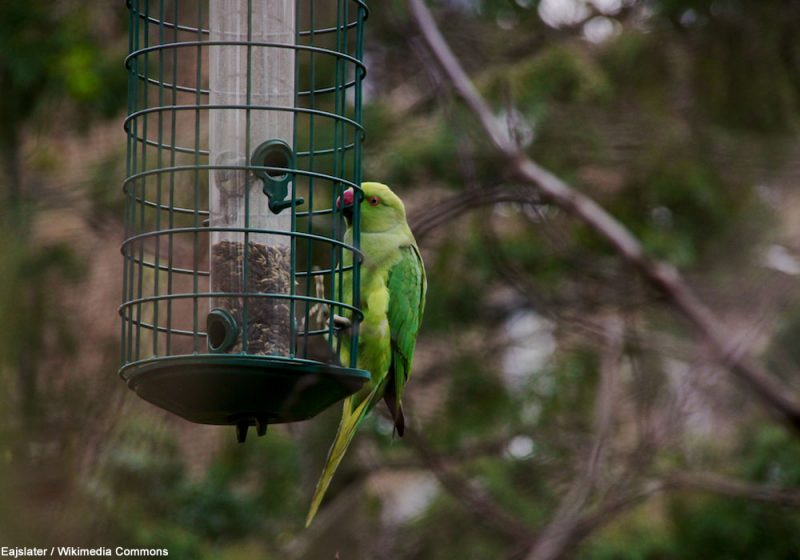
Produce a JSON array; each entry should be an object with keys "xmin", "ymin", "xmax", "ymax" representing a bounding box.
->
[{"xmin": 120, "ymin": 0, "xmax": 369, "ymax": 441}]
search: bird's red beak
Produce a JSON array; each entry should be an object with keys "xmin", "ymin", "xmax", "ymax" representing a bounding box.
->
[
  {"xmin": 336, "ymin": 188, "xmax": 355, "ymax": 211},
  {"xmin": 337, "ymin": 188, "xmax": 355, "ymax": 222}
]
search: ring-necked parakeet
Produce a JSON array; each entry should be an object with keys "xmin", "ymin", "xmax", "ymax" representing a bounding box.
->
[{"xmin": 305, "ymin": 182, "xmax": 427, "ymax": 526}]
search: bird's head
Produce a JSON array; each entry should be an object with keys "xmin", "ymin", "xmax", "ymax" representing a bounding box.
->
[{"xmin": 337, "ymin": 182, "xmax": 407, "ymax": 233}]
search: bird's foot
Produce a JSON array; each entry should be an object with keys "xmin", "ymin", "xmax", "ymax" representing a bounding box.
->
[{"xmin": 333, "ymin": 314, "xmax": 352, "ymax": 331}]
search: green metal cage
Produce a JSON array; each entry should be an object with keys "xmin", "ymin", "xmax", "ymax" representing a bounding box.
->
[{"xmin": 120, "ymin": 0, "xmax": 369, "ymax": 441}]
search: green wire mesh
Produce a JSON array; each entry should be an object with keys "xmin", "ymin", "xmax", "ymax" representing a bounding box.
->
[{"xmin": 120, "ymin": 0, "xmax": 369, "ymax": 435}]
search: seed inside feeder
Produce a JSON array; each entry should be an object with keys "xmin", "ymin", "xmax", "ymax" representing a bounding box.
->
[{"xmin": 211, "ymin": 240, "xmax": 291, "ymax": 356}]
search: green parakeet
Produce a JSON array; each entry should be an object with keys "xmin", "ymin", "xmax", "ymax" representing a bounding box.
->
[{"xmin": 305, "ymin": 182, "xmax": 426, "ymax": 526}]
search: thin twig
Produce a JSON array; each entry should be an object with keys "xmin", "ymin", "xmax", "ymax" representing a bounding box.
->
[
  {"xmin": 406, "ymin": 0, "xmax": 800, "ymax": 434},
  {"xmin": 571, "ymin": 480, "xmax": 668, "ymax": 543},
  {"xmin": 404, "ymin": 429, "xmax": 535, "ymax": 545},
  {"xmin": 409, "ymin": 184, "xmax": 541, "ymax": 241},
  {"xmin": 566, "ymin": 470, "xmax": 800, "ymax": 554},
  {"xmin": 667, "ymin": 471, "xmax": 800, "ymax": 508}
]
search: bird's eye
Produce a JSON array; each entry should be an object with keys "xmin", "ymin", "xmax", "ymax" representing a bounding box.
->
[{"xmin": 369, "ymin": 196, "xmax": 381, "ymax": 206}]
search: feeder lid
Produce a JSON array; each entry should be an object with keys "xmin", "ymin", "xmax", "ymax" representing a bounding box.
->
[{"xmin": 122, "ymin": 355, "xmax": 370, "ymax": 427}]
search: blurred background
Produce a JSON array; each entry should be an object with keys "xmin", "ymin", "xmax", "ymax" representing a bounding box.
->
[{"xmin": 3, "ymin": 0, "xmax": 800, "ymax": 558}]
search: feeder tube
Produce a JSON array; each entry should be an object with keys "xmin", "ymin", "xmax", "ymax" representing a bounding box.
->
[{"xmin": 208, "ymin": 0, "xmax": 295, "ymax": 355}]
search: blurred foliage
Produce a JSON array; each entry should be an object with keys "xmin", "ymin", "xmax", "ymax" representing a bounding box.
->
[
  {"xmin": 0, "ymin": 1, "xmax": 127, "ymax": 148},
  {"xmin": 2, "ymin": 0, "xmax": 800, "ymax": 558}
]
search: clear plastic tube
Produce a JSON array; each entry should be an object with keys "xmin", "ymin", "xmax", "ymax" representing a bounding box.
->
[{"xmin": 208, "ymin": 0, "xmax": 295, "ymax": 356}]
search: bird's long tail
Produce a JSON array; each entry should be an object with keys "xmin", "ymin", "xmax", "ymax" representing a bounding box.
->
[{"xmin": 305, "ymin": 386, "xmax": 380, "ymax": 527}]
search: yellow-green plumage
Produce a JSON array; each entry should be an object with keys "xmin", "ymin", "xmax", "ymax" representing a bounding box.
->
[{"xmin": 305, "ymin": 182, "xmax": 426, "ymax": 526}]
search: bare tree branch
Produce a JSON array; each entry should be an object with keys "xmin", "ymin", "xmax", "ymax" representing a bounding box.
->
[
  {"xmin": 525, "ymin": 317, "xmax": 624, "ymax": 560},
  {"xmin": 568, "ymin": 471, "xmax": 800, "ymax": 552},
  {"xmin": 406, "ymin": 0, "xmax": 800, "ymax": 434}
]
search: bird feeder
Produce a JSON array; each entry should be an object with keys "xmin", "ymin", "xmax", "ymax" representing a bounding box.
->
[{"xmin": 120, "ymin": 0, "xmax": 369, "ymax": 441}]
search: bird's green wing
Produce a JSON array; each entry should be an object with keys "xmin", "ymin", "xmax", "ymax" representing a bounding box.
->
[{"xmin": 384, "ymin": 243, "xmax": 426, "ymax": 435}]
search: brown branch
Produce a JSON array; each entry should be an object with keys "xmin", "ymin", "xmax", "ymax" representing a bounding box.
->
[
  {"xmin": 525, "ymin": 317, "xmax": 624, "ymax": 560},
  {"xmin": 667, "ymin": 471, "xmax": 800, "ymax": 508},
  {"xmin": 571, "ymin": 480, "xmax": 668, "ymax": 543},
  {"xmin": 406, "ymin": 0, "xmax": 800, "ymax": 434},
  {"xmin": 360, "ymin": 428, "xmax": 516, "ymax": 473},
  {"xmin": 559, "ymin": 470, "xmax": 800, "ymax": 556}
]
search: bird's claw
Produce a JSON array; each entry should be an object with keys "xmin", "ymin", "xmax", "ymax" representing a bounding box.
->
[{"xmin": 333, "ymin": 314, "xmax": 352, "ymax": 331}]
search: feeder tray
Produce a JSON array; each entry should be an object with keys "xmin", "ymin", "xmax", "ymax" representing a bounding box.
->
[{"xmin": 123, "ymin": 356, "xmax": 369, "ymax": 442}]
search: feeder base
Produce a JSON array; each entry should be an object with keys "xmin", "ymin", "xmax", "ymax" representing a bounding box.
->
[{"xmin": 121, "ymin": 355, "xmax": 370, "ymax": 429}]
